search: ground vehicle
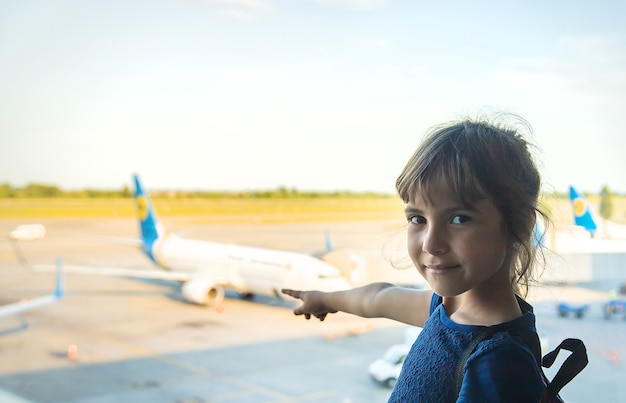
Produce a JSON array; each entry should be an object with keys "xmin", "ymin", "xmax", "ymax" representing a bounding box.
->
[
  {"xmin": 557, "ymin": 302, "xmax": 590, "ymax": 319},
  {"xmin": 603, "ymin": 299, "xmax": 626, "ymax": 320},
  {"xmin": 368, "ymin": 343, "xmax": 410, "ymax": 388},
  {"xmin": 368, "ymin": 327, "xmax": 421, "ymax": 388}
]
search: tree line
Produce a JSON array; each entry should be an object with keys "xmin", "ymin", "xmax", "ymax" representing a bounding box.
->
[
  {"xmin": 0, "ymin": 183, "xmax": 619, "ymax": 218},
  {"xmin": 0, "ymin": 183, "xmax": 395, "ymax": 199}
]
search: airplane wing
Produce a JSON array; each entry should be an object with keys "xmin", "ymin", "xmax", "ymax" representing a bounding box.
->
[
  {"xmin": 32, "ymin": 264, "xmax": 192, "ymax": 282},
  {"xmin": 32, "ymin": 263, "xmax": 224, "ymax": 306},
  {"xmin": 86, "ymin": 236, "xmax": 143, "ymax": 247},
  {"xmin": 1, "ymin": 261, "xmax": 64, "ymax": 319},
  {"xmin": 0, "ymin": 294, "xmax": 60, "ymax": 318}
]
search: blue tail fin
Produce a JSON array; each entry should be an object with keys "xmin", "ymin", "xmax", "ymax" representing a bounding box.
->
[
  {"xmin": 569, "ymin": 186, "xmax": 598, "ymax": 237},
  {"xmin": 133, "ymin": 174, "xmax": 162, "ymax": 259},
  {"xmin": 54, "ymin": 256, "xmax": 64, "ymax": 299},
  {"xmin": 324, "ymin": 229, "xmax": 333, "ymax": 252}
]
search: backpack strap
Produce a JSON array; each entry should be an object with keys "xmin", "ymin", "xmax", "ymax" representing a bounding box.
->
[
  {"xmin": 541, "ymin": 338, "xmax": 588, "ymax": 399},
  {"xmin": 454, "ymin": 328, "xmax": 499, "ymax": 400},
  {"xmin": 454, "ymin": 330, "xmax": 588, "ymax": 402}
]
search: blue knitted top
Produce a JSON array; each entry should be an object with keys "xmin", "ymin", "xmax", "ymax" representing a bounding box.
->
[{"xmin": 388, "ymin": 294, "xmax": 544, "ymax": 402}]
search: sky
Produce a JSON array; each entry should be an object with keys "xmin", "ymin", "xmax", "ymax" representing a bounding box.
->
[{"xmin": 1, "ymin": 0, "xmax": 625, "ymax": 195}]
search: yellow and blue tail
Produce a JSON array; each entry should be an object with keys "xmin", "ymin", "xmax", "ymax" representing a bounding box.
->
[
  {"xmin": 133, "ymin": 174, "xmax": 163, "ymax": 261},
  {"xmin": 569, "ymin": 185, "xmax": 598, "ymax": 237}
]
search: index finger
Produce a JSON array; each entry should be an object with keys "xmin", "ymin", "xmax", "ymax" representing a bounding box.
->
[{"xmin": 281, "ymin": 289, "xmax": 301, "ymax": 298}]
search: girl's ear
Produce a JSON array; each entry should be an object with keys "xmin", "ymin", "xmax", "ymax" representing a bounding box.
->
[{"xmin": 506, "ymin": 230, "xmax": 520, "ymax": 251}]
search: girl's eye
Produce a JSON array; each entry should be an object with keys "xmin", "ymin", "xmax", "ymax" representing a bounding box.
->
[
  {"xmin": 408, "ymin": 215, "xmax": 426, "ymax": 225},
  {"xmin": 451, "ymin": 215, "xmax": 471, "ymax": 224}
]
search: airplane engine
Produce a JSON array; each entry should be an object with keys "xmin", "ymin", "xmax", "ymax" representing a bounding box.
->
[{"xmin": 181, "ymin": 279, "xmax": 225, "ymax": 306}]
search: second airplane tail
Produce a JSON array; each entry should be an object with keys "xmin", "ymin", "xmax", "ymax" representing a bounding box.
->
[
  {"xmin": 569, "ymin": 186, "xmax": 598, "ymax": 237},
  {"xmin": 133, "ymin": 174, "xmax": 165, "ymax": 259}
]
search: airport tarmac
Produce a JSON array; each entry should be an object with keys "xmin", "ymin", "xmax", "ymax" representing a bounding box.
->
[{"xmin": 1, "ymin": 217, "xmax": 626, "ymax": 402}]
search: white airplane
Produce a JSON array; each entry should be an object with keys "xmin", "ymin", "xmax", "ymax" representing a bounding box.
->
[
  {"xmin": 34, "ymin": 174, "xmax": 352, "ymax": 308},
  {"xmin": 535, "ymin": 186, "xmax": 626, "ymax": 284},
  {"xmin": 569, "ymin": 186, "xmax": 626, "ymax": 241},
  {"xmin": 1, "ymin": 258, "xmax": 63, "ymax": 319},
  {"xmin": 535, "ymin": 186, "xmax": 626, "ymax": 254}
]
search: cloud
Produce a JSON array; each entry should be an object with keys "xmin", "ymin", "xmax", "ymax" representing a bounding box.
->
[
  {"xmin": 347, "ymin": 37, "xmax": 391, "ymax": 49},
  {"xmin": 311, "ymin": 0, "xmax": 387, "ymax": 11},
  {"xmin": 181, "ymin": 0, "xmax": 272, "ymax": 19},
  {"xmin": 180, "ymin": 0, "xmax": 387, "ymax": 19},
  {"xmin": 557, "ymin": 34, "xmax": 624, "ymax": 59},
  {"xmin": 203, "ymin": 0, "xmax": 270, "ymax": 8},
  {"xmin": 490, "ymin": 34, "xmax": 626, "ymax": 108}
]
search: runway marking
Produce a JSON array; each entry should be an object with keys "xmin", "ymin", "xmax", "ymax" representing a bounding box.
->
[
  {"xmin": 294, "ymin": 391, "xmax": 341, "ymax": 401},
  {"xmin": 0, "ymin": 251, "xmax": 17, "ymax": 261},
  {"xmin": 0, "ymin": 388, "xmax": 32, "ymax": 403},
  {"xmin": 212, "ymin": 386, "xmax": 337, "ymax": 402},
  {"xmin": 324, "ymin": 324, "xmax": 374, "ymax": 339},
  {"xmin": 211, "ymin": 374, "xmax": 306, "ymax": 401},
  {"xmin": 53, "ymin": 325, "xmax": 328, "ymax": 402},
  {"xmin": 174, "ymin": 398, "xmax": 206, "ymax": 403},
  {"xmin": 51, "ymin": 322, "xmax": 218, "ymax": 375},
  {"xmin": 597, "ymin": 349, "xmax": 622, "ymax": 366}
]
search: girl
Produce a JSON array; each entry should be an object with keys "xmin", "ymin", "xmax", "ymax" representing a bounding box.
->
[{"xmin": 282, "ymin": 115, "xmax": 549, "ymax": 402}]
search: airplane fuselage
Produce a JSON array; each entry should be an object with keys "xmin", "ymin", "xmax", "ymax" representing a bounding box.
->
[{"xmin": 150, "ymin": 235, "xmax": 350, "ymax": 301}]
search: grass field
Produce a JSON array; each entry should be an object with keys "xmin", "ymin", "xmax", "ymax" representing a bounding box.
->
[
  {"xmin": 0, "ymin": 197, "xmax": 406, "ymax": 224},
  {"xmin": 1, "ymin": 195, "xmax": 625, "ymax": 225}
]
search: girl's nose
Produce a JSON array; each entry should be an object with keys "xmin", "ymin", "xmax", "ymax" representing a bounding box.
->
[{"xmin": 422, "ymin": 225, "xmax": 448, "ymax": 255}]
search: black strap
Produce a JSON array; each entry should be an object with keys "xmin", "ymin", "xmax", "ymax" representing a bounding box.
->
[
  {"xmin": 454, "ymin": 328, "xmax": 499, "ymax": 400},
  {"xmin": 541, "ymin": 338, "xmax": 588, "ymax": 399},
  {"xmin": 454, "ymin": 332, "xmax": 588, "ymax": 402}
]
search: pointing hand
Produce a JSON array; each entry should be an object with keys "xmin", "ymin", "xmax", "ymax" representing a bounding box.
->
[{"xmin": 281, "ymin": 288, "xmax": 337, "ymax": 321}]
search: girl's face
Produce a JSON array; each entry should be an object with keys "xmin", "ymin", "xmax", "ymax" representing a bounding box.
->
[{"xmin": 404, "ymin": 186, "xmax": 512, "ymax": 297}]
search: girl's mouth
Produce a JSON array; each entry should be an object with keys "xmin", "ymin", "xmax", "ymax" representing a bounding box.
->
[{"xmin": 425, "ymin": 264, "xmax": 460, "ymax": 275}]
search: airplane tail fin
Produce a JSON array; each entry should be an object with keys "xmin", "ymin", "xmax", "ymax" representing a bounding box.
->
[
  {"xmin": 324, "ymin": 229, "xmax": 333, "ymax": 252},
  {"xmin": 133, "ymin": 174, "xmax": 164, "ymax": 258},
  {"xmin": 54, "ymin": 257, "xmax": 64, "ymax": 299},
  {"xmin": 569, "ymin": 186, "xmax": 598, "ymax": 237}
]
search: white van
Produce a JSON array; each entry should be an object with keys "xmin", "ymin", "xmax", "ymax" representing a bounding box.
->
[
  {"xmin": 368, "ymin": 343, "xmax": 411, "ymax": 388},
  {"xmin": 368, "ymin": 327, "xmax": 421, "ymax": 388}
]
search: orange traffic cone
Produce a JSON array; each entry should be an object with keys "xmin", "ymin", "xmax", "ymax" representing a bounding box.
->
[{"xmin": 67, "ymin": 344, "xmax": 78, "ymax": 361}]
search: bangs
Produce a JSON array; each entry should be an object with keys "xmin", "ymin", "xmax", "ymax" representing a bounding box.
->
[{"xmin": 397, "ymin": 138, "xmax": 488, "ymax": 208}]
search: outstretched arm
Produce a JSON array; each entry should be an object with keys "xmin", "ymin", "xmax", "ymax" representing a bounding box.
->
[{"xmin": 282, "ymin": 282, "xmax": 433, "ymax": 327}]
